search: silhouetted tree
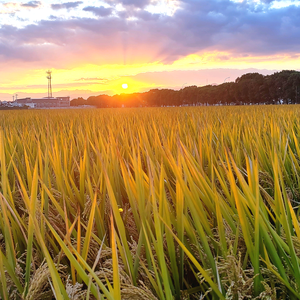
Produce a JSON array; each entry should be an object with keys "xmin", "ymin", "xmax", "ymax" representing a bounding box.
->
[{"xmin": 70, "ymin": 70, "xmax": 300, "ymax": 108}]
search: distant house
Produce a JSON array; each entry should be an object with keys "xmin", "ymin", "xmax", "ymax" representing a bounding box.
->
[{"xmin": 15, "ymin": 97, "xmax": 70, "ymax": 108}]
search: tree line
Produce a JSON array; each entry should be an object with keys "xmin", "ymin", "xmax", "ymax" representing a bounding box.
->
[{"xmin": 71, "ymin": 70, "xmax": 300, "ymax": 108}]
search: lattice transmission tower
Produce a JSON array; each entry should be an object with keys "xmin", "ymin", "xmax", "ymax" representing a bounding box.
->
[{"xmin": 46, "ymin": 70, "xmax": 52, "ymax": 98}]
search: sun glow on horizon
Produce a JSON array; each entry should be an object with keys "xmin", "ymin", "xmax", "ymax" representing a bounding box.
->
[{"xmin": 1, "ymin": 52, "xmax": 299, "ymax": 101}]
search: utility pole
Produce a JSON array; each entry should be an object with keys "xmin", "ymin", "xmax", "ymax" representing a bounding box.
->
[{"xmin": 46, "ymin": 70, "xmax": 52, "ymax": 98}]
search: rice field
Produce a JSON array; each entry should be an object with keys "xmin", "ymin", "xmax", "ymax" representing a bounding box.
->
[{"xmin": 1, "ymin": 106, "xmax": 300, "ymax": 299}]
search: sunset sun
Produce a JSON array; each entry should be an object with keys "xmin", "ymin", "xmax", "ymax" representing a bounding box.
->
[{"xmin": 122, "ymin": 83, "xmax": 128, "ymax": 89}]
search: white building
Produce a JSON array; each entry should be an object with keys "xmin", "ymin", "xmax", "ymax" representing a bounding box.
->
[{"xmin": 15, "ymin": 97, "xmax": 70, "ymax": 108}]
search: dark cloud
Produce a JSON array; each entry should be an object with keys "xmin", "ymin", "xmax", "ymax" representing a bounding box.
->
[
  {"xmin": 83, "ymin": 6, "xmax": 113, "ymax": 17},
  {"xmin": 169, "ymin": 0, "xmax": 300, "ymax": 56},
  {"xmin": 1, "ymin": 0, "xmax": 300, "ymax": 66},
  {"xmin": 135, "ymin": 10, "xmax": 160, "ymax": 21},
  {"xmin": 51, "ymin": 1, "xmax": 83, "ymax": 10},
  {"xmin": 117, "ymin": 9, "xmax": 160, "ymax": 21},
  {"xmin": 21, "ymin": 1, "xmax": 41, "ymax": 8}
]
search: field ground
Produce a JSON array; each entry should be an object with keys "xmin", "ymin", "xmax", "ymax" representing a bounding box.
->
[{"xmin": 1, "ymin": 106, "xmax": 300, "ymax": 299}]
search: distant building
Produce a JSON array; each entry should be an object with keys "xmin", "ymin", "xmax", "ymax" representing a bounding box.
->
[
  {"xmin": 11, "ymin": 71, "xmax": 71, "ymax": 109},
  {"xmin": 15, "ymin": 97, "xmax": 70, "ymax": 109}
]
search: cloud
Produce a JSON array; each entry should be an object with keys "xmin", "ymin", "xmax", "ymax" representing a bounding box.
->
[
  {"xmin": 104, "ymin": 0, "xmax": 152, "ymax": 9},
  {"xmin": 0, "ymin": 1, "xmax": 32, "ymax": 14},
  {"xmin": 26, "ymin": 81, "xmax": 105, "ymax": 88},
  {"xmin": 21, "ymin": 1, "xmax": 41, "ymax": 8},
  {"xmin": 51, "ymin": 1, "xmax": 83, "ymax": 10},
  {"xmin": 75, "ymin": 77, "xmax": 108, "ymax": 81},
  {"xmin": 0, "ymin": 0, "xmax": 300, "ymax": 68},
  {"xmin": 131, "ymin": 68, "xmax": 277, "ymax": 87},
  {"xmin": 83, "ymin": 6, "xmax": 113, "ymax": 17},
  {"xmin": 2, "ymin": 2, "xmax": 19, "ymax": 8}
]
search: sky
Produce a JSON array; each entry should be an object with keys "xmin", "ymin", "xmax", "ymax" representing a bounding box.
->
[{"xmin": 0, "ymin": 0, "xmax": 300, "ymax": 101}]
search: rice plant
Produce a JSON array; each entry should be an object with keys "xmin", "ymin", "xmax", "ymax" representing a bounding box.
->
[{"xmin": 0, "ymin": 106, "xmax": 300, "ymax": 299}]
